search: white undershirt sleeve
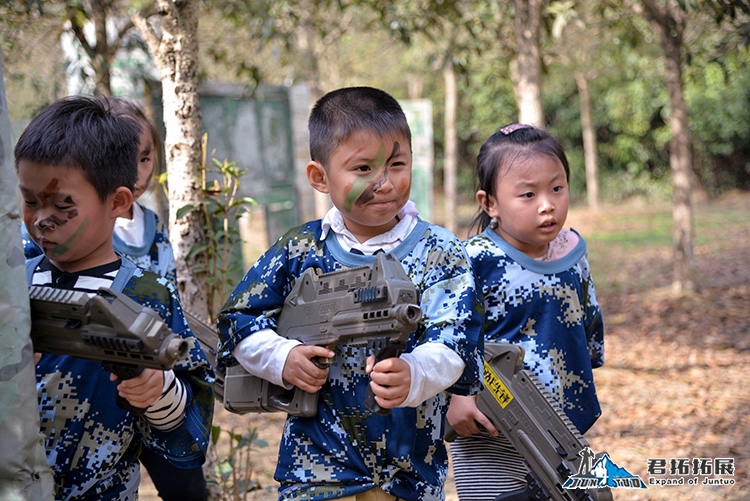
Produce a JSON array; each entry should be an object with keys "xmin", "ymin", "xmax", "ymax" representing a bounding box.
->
[
  {"xmin": 231, "ymin": 329, "xmax": 301, "ymax": 389},
  {"xmin": 398, "ymin": 343, "xmax": 466, "ymax": 408}
]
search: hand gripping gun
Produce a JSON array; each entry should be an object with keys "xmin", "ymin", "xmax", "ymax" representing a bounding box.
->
[
  {"xmin": 446, "ymin": 343, "xmax": 613, "ymax": 501},
  {"xmin": 28, "ymin": 286, "xmax": 189, "ymax": 414},
  {"xmin": 222, "ymin": 252, "xmax": 422, "ymax": 417}
]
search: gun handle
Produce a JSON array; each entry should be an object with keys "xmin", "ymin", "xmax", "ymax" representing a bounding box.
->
[
  {"xmin": 364, "ymin": 339, "xmax": 403, "ymax": 416},
  {"xmin": 103, "ymin": 363, "xmax": 148, "ymax": 416}
]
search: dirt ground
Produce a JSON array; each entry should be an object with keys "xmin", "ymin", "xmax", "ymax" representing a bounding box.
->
[{"xmin": 141, "ymin": 191, "xmax": 749, "ymax": 501}]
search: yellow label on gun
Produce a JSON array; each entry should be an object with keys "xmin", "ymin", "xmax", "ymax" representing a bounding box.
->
[{"xmin": 483, "ymin": 360, "xmax": 514, "ymax": 409}]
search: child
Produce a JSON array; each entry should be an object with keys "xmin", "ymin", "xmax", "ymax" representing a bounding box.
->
[
  {"xmin": 216, "ymin": 86, "xmax": 483, "ymax": 501},
  {"xmin": 21, "ymin": 98, "xmax": 177, "ymax": 290},
  {"xmin": 104, "ymin": 96, "xmax": 210, "ymax": 501},
  {"xmin": 446, "ymin": 124, "xmax": 605, "ymax": 500},
  {"xmin": 16, "ymin": 95, "xmax": 214, "ymax": 500},
  {"xmin": 106, "ymin": 97, "xmax": 178, "ymax": 287}
]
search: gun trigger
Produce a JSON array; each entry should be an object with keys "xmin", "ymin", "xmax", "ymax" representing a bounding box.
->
[{"xmin": 312, "ymin": 356, "xmax": 331, "ymax": 369}]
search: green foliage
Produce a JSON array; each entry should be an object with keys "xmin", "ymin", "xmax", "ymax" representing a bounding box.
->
[
  {"xmin": 6, "ymin": 0, "xmax": 750, "ymax": 204},
  {"xmin": 206, "ymin": 425, "xmax": 269, "ymax": 501},
  {"xmin": 173, "ymin": 134, "xmax": 258, "ymax": 321},
  {"xmin": 685, "ymin": 43, "xmax": 750, "ymax": 192}
]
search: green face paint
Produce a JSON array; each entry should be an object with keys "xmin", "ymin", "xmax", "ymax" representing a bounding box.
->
[
  {"xmin": 342, "ymin": 144, "xmax": 388, "ymax": 212},
  {"xmin": 49, "ymin": 216, "xmax": 90, "ymax": 259},
  {"xmin": 343, "ymin": 175, "xmax": 373, "ymax": 212}
]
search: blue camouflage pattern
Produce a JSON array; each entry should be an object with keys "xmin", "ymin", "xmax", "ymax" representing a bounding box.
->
[
  {"xmin": 465, "ymin": 228, "xmax": 604, "ymax": 433},
  {"xmin": 34, "ymin": 265, "xmax": 214, "ymax": 500},
  {"xmin": 217, "ymin": 219, "xmax": 483, "ymax": 501}
]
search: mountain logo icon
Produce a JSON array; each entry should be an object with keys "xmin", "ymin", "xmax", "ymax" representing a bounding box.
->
[{"xmin": 563, "ymin": 447, "xmax": 648, "ymax": 490}]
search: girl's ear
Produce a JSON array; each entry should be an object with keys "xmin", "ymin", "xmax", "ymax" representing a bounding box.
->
[
  {"xmin": 110, "ymin": 186, "xmax": 134, "ymax": 219},
  {"xmin": 306, "ymin": 161, "xmax": 329, "ymax": 194},
  {"xmin": 476, "ymin": 190, "xmax": 491, "ymax": 214},
  {"xmin": 476, "ymin": 190, "xmax": 499, "ymax": 219}
]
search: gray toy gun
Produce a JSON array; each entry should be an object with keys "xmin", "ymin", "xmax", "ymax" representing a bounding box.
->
[
  {"xmin": 446, "ymin": 343, "xmax": 613, "ymax": 501},
  {"xmin": 185, "ymin": 309, "xmax": 225, "ymax": 402},
  {"xmin": 28, "ymin": 285, "xmax": 189, "ymax": 414},
  {"xmin": 222, "ymin": 252, "xmax": 421, "ymax": 417}
]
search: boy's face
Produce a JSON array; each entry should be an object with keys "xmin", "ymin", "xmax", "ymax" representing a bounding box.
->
[
  {"xmin": 308, "ymin": 131, "xmax": 412, "ymax": 243},
  {"xmin": 17, "ymin": 161, "xmax": 132, "ymax": 272}
]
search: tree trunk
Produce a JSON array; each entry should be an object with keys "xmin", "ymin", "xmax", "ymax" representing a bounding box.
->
[
  {"xmin": 512, "ymin": 0, "xmax": 544, "ymax": 126},
  {"xmin": 443, "ymin": 58, "xmax": 458, "ymax": 234},
  {"xmin": 643, "ymin": 2, "xmax": 695, "ymax": 291},
  {"xmin": 575, "ymin": 71, "xmax": 599, "ymax": 212},
  {"xmin": 90, "ymin": 0, "xmax": 112, "ymax": 96},
  {"xmin": 0, "ymin": 49, "xmax": 55, "ymax": 499},
  {"xmin": 133, "ymin": 0, "xmax": 210, "ymax": 318}
]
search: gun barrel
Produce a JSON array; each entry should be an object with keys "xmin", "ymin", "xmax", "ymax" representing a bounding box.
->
[
  {"xmin": 330, "ymin": 303, "xmax": 421, "ymax": 336},
  {"xmin": 29, "ymin": 286, "xmax": 186, "ymax": 371}
]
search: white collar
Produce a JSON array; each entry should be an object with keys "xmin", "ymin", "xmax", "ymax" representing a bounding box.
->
[{"xmin": 320, "ymin": 201, "xmax": 419, "ymax": 254}]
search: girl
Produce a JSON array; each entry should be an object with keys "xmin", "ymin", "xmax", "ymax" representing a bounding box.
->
[
  {"xmin": 447, "ymin": 124, "xmax": 605, "ymax": 500},
  {"xmin": 105, "ymin": 97, "xmax": 209, "ymax": 501},
  {"xmin": 105, "ymin": 97, "xmax": 178, "ymax": 288}
]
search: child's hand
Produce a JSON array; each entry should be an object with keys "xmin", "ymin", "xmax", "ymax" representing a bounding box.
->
[
  {"xmin": 109, "ymin": 369, "xmax": 164, "ymax": 409},
  {"xmin": 366, "ymin": 355, "xmax": 411, "ymax": 409},
  {"xmin": 282, "ymin": 345, "xmax": 335, "ymax": 393},
  {"xmin": 447, "ymin": 394, "xmax": 498, "ymax": 437}
]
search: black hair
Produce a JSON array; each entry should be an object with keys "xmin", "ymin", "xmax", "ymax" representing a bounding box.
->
[
  {"xmin": 14, "ymin": 95, "xmax": 141, "ymax": 202},
  {"xmin": 308, "ymin": 86, "xmax": 412, "ymax": 167},
  {"xmin": 103, "ymin": 96, "xmax": 164, "ymax": 183},
  {"xmin": 470, "ymin": 124, "xmax": 571, "ymax": 234}
]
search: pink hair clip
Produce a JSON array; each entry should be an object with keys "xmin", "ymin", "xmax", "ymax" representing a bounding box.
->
[{"xmin": 500, "ymin": 123, "xmax": 533, "ymax": 135}]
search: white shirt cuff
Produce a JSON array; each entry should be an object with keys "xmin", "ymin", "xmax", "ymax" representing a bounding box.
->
[{"xmin": 231, "ymin": 328, "xmax": 301, "ymax": 388}]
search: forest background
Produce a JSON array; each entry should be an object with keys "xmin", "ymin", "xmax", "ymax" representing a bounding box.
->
[
  {"xmin": 3, "ymin": 0, "xmax": 750, "ymax": 317},
  {"xmin": 1, "ymin": 0, "xmax": 749, "ymax": 499}
]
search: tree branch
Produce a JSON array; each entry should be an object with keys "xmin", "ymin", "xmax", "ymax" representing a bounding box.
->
[{"xmin": 131, "ymin": 13, "xmax": 161, "ymax": 57}]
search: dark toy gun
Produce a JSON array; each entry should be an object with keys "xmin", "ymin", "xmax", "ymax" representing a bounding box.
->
[
  {"xmin": 222, "ymin": 252, "xmax": 421, "ymax": 416},
  {"xmin": 446, "ymin": 343, "xmax": 613, "ymax": 501},
  {"xmin": 28, "ymin": 286, "xmax": 189, "ymax": 414},
  {"xmin": 185, "ymin": 309, "xmax": 225, "ymax": 401}
]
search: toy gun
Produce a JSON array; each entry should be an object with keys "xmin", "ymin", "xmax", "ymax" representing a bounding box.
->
[
  {"xmin": 446, "ymin": 343, "xmax": 613, "ymax": 501},
  {"xmin": 28, "ymin": 285, "xmax": 189, "ymax": 414},
  {"xmin": 222, "ymin": 252, "xmax": 421, "ymax": 417},
  {"xmin": 185, "ymin": 309, "xmax": 225, "ymax": 402}
]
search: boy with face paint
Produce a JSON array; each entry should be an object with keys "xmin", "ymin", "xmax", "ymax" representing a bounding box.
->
[
  {"xmin": 217, "ymin": 86, "xmax": 483, "ymax": 501},
  {"xmin": 15, "ymin": 95, "xmax": 214, "ymax": 500}
]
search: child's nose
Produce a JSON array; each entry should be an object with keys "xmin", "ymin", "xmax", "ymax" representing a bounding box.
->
[
  {"xmin": 372, "ymin": 168, "xmax": 394, "ymax": 192},
  {"xmin": 34, "ymin": 209, "xmax": 58, "ymax": 231},
  {"xmin": 539, "ymin": 196, "xmax": 554, "ymax": 213}
]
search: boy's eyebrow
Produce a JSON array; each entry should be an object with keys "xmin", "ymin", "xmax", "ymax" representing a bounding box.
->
[
  {"xmin": 348, "ymin": 141, "xmax": 405, "ymax": 166},
  {"xmin": 19, "ymin": 178, "xmax": 63, "ymax": 200},
  {"xmin": 386, "ymin": 141, "xmax": 402, "ymax": 163}
]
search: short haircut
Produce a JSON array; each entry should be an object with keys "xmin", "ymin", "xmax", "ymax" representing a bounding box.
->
[
  {"xmin": 14, "ymin": 95, "xmax": 141, "ymax": 203},
  {"xmin": 308, "ymin": 86, "xmax": 412, "ymax": 167}
]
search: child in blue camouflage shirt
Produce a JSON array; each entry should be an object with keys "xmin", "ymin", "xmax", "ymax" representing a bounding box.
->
[
  {"xmin": 16, "ymin": 95, "xmax": 214, "ymax": 500},
  {"xmin": 446, "ymin": 124, "xmax": 605, "ymax": 500},
  {"xmin": 217, "ymin": 86, "xmax": 483, "ymax": 501}
]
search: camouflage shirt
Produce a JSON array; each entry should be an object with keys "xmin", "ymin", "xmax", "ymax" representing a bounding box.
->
[
  {"xmin": 464, "ymin": 228, "xmax": 604, "ymax": 433},
  {"xmin": 28, "ymin": 257, "xmax": 214, "ymax": 501},
  {"xmin": 217, "ymin": 219, "xmax": 483, "ymax": 501}
]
